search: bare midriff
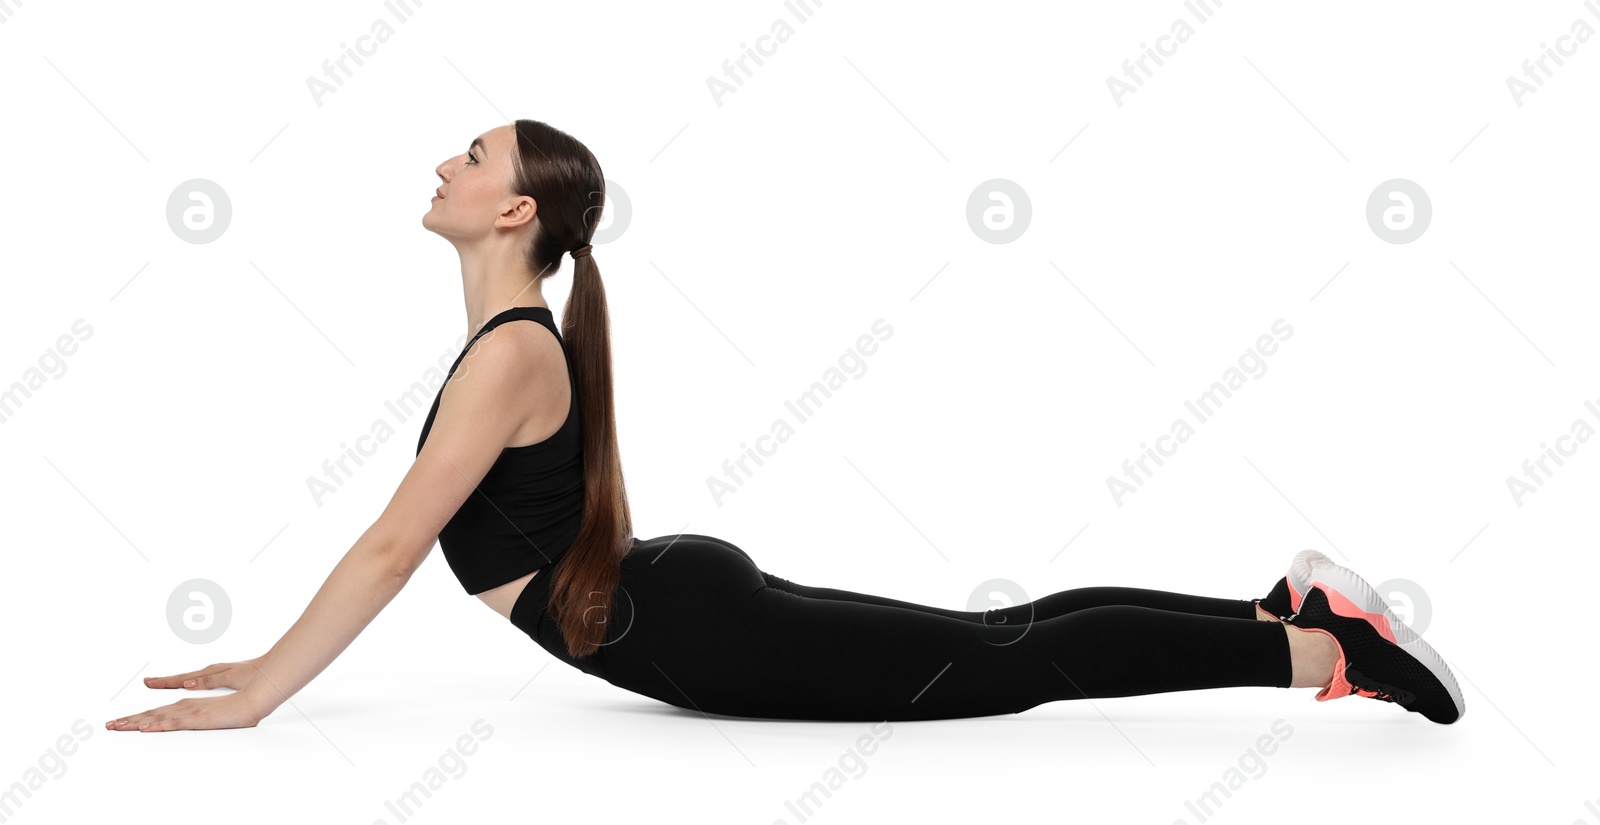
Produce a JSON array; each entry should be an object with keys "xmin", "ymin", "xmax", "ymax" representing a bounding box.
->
[{"xmin": 476, "ymin": 568, "xmax": 541, "ymax": 621}]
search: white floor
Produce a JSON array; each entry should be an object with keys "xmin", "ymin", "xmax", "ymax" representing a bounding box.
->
[{"xmin": 17, "ymin": 605, "xmax": 1582, "ymax": 824}]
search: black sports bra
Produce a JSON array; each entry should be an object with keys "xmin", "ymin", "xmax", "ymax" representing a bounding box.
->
[{"xmin": 415, "ymin": 306, "xmax": 585, "ymax": 595}]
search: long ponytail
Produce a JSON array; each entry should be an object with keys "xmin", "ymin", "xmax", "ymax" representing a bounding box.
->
[{"xmin": 511, "ymin": 119, "xmax": 632, "ymax": 659}]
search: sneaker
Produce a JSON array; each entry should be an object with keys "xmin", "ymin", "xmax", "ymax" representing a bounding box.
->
[
  {"xmin": 1284, "ymin": 549, "xmax": 1333, "ymax": 614},
  {"xmin": 1285, "ymin": 567, "xmax": 1465, "ymax": 724},
  {"xmin": 1254, "ymin": 576, "xmax": 1294, "ymax": 621}
]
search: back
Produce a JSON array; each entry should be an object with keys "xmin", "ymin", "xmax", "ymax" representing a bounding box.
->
[{"xmin": 416, "ymin": 306, "xmax": 586, "ymax": 594}]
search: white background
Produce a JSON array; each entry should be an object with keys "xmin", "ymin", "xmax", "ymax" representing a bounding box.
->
[{"xmin": 2, "ymin": 0, "xmax": 1595, "ymax": 822}]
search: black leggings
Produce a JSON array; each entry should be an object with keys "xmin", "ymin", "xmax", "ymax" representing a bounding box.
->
[{"xmin": 509, "ymin": 534, "xmax": 1293, "ymax": 721}]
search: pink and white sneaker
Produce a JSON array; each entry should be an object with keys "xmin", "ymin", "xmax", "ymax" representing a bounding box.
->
[{"xmin": 1283, "ymin": 550, "xmax": 1465, "ymax": 724}]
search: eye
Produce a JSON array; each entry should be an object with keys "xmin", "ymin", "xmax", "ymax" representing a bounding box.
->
[{"xmin": 466, "ymin": 151, "xmax": 478, "ymax": 165}]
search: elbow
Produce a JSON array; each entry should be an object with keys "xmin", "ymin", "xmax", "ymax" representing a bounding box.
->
[
  {"xmin": 368, "ymin": 539, "xmax": 427, "ymax": 582},
  {"xmin": 387, "ymin": 548, "xmax": 426, "ymax": 582},
  {"xmin": 357, "ymin": 521, "xmax": 432, "ymax": 580}
]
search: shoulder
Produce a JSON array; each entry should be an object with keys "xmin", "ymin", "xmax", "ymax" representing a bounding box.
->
[
  {"xmin": 452, "ymin": 319, "xmax": 565, "ymax": 393},
  {"xmin": 444, "ymin": 321, "xmax": 569, "ymax": 412}
]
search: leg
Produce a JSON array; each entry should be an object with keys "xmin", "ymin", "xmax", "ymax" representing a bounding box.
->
[
  {"xmin": 730, "ymin": 591, "xmax": 1295, "ymax": 720},
  {"xmin": 589, "ymin": 536, "xmax": 1296, "ymax": 722},
  {"xmin": 698, "ymin": 533, "xmax": 1262, "ymax": 623},
  {"xmin": 763, "ymin": 573, "xmax": 1262, "ymax": 624}
]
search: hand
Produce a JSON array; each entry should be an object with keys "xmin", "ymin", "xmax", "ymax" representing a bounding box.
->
[
  {"xmin": 106, "ymin": 691, "xmax": 265, "ymax": 733},
  {"xmin": 141, "ymin": 658, "xmax": 265, "ymax": 692}
]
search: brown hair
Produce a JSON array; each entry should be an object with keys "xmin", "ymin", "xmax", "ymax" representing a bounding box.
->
[{"xmin": 510, "ymin": 118, "xmax": 632, "ymax": 660}]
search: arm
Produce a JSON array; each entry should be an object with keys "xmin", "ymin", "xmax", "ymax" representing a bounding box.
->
[
  {"xmin": 109, "ymin": 321, "xmax": 562, "ymax": 732},
  {"xmin": 235, "ymin": 526, "xmax": 415, "ymax": 719},
  {"xmin": 245, "ymin": 321, "xmax": 563, "ymax": 716}
]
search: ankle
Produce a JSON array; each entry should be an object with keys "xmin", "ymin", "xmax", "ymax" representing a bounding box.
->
[
  {"xmin": 1255, "ymin": 603, "xmax": 1281, "ymax": 622},
  {"xmin": 1284, "ymin": 624, "xmax": 1338, "ymax": 689}
]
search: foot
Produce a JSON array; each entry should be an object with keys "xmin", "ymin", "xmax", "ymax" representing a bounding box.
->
[{"xmin": 1284, "ymin": 562, "xmax": 1465, "ymax": 724}]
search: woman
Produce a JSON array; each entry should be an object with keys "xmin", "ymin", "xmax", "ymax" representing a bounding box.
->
[{"xmin": 106, "ymin": 120, "xmax": 1465, "ymax": 731}]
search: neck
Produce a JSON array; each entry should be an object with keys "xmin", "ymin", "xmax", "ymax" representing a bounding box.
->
[{"xmin": 453, "ymin": 240, "xmax": 551, "ymax": 336}]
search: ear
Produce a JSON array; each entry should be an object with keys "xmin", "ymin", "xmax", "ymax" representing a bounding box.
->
[{"xmin": 495, "ymin": 195, "xmax": 538, "ymax": 230}]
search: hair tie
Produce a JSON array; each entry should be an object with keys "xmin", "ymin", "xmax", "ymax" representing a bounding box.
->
[{"xmin": 570, "ymin": 244, "xmax": 593, "ymax": 260}]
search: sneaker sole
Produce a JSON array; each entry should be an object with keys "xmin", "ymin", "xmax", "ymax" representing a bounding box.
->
[
  {"xmin": 1285, "ymin": 551, "xmax": 1319, "ymax": 614},
  {"xmin": 1287, "ymin": 549, "xmax": 1465, "ymax": 722}
]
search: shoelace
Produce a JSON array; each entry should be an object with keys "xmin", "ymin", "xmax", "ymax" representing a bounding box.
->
[{"xmin": 1346, "ymin": 667, "xmax": 1414, "ymax": 704}]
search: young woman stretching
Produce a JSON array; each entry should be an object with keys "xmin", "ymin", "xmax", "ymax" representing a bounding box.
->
[{"xmin": 106, "ymin": 120, "xmax": 1465, "ymax": 732}]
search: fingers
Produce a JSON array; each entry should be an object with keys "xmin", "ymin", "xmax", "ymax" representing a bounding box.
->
[
  {"xmin": 143, "ymin": 664, "xmax": 220, "ymax": 689},
  {"xmin": 106, "ymin": 697, "xmax": 257, "ymax": 732},
  {"xmin": 143, "ymin": 663, "xmax": 236, "ymax": 690},
  {"xmin": 107, "ymin": 699, "xmax": 184, "ymax": 731},
  {"xmin": 133, "ymin": 714, "xmax": 177, "ymax": 732},
  {"xmin": 120, "ymin": 714, "xmax": 178, "ymax": 732}
]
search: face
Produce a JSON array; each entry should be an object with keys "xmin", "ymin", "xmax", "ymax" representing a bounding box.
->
[{"xmin": 422, "ymin": 124, "xmax": 535, "ymax": 239}]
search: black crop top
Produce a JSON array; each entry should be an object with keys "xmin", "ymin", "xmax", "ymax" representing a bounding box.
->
[{"xmin": 415, "ymin": 306, "xmax": 585, "ymax": 595}]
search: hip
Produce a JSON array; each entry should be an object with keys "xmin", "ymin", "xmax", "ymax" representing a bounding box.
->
[{"xmin": 506, "ymin": 533, "xmax": 771, "ymax": 672}]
